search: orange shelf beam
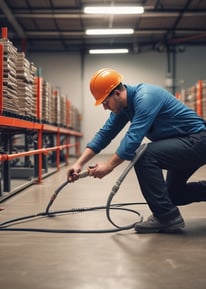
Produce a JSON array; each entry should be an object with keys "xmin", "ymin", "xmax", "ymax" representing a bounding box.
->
[
  {"xmin": 0, "ymin": 144, "xmax": 76, "ymax": 162},
  {"xmin": 0, "ymin": 116, "xmax": 42, "ymax": 130},
  {"xmin": 0, "ymin": 116, "xmax": 82, "ymax": 137}
]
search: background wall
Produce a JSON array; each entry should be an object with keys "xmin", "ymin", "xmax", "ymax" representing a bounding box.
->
[
  {"xmin": 28, "ymin": 46, "xmax": 206, "ymax": 154},
  {"xmin": 176, "ymin": 46, "xmax": 206, "ymax": 89},
  {"xmin": 28, "ymin": 52, "xmax": 83, "ymax": 109}
]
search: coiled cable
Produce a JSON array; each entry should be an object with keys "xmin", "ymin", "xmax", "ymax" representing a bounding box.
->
[{"xmin": 0, "ymin": 144, "xmax": 148, "ymax": 233}]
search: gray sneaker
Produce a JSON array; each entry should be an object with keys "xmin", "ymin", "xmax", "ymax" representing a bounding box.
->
[{"xmin": 134, "ymin": 214, "xmax": 185, "ymax": 233}]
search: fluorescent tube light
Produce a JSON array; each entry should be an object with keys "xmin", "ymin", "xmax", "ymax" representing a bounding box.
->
[
  {"xmin": 89, "ymin": 49, "xmax": 129, "ymax": 54},
  {"xmin": 84, "ymin": 6, "xmax": 144, "ymax": 14},
  {"xmin": 86, "ymin": 29, "xmax": 134, "ymax": 35}
]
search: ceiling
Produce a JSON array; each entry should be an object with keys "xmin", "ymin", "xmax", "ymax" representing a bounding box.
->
[{"xmin": 0, "ymin": 0, "xmax": 206, "ymax": 53}]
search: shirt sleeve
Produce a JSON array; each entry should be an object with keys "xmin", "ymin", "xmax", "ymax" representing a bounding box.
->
[
  {"xmin": 86, "ymin": 111, "xmax": 129, "ymax": 154},
  {"xmin": 116, "ymin": 87, "xmax": 165, "ymax": 160}
]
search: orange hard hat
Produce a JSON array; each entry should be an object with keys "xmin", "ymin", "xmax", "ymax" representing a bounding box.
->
[{"xmin": 90, "ymin": 68, "xmax": 123, "ymax": 106}]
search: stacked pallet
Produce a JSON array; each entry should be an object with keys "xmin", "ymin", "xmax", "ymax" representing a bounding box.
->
[
  {"xmin": 42, "ymin": 80, "xmax": 51, "ymax": 123},
  {"xmin": 202, "ymin": 81, "xmax": 206, "ymax": 119},
  {"xmin": 176, "ymin": 80, "xmax": 206, "ymax": 120},
  {"xmin": 50, "ymin": 89, "xmax": 60, "ymax": 125},
  {"xmin": 30, "ymin": 62, "xmax": 37, "ymax": 117},
  {"xmin": 16, "ymin": 52, "xmax": 37, "ymax": 118},
  {"xmin": 70, "ymin": 105, "xmax": 81, "ymax": 131},
  {"xmin": 0, "ymin": 33, "xmax": 81, "ymax": 131},
  {"xmin": 0, "ymin": 38, "xmax": 18, "ymax": 114},
  {"xmin": 60, "ymin": 94, "xmax": 66, "ymax": 127},
  {"xmin": 183, "ymin": 86, "xmax": 196, "ymax": 112}
]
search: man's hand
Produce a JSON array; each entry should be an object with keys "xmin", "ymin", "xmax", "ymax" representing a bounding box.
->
[
  {"xmin": 67, "ymin": 152, "xmax": 123, "ymax": 181},
  {"xmin": 67, "ymin": 165, "xmax": 82, "ymax": 182},
  {"xmin": 67, "ymin": 165, "xmax": 97, "ymax": 182},
  {"xmin": 67, "ymin": 147, "xmax": 97, "ymax": 182},
  {"xmin": 88, "ymin": 162, "xmax": 113, "ymax": 179}
]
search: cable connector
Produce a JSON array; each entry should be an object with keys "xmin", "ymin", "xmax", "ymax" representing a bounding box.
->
[
  {"xmin": 111, "ymin": 184, "xmax": 120, "ymax": 196},
  {"xmin": 78, "ymin": 170, "xmax": 90, "ymax": 178},
  {"xmin": 78, "ymin": 165, "xmax": 96, "ymax": 179}
]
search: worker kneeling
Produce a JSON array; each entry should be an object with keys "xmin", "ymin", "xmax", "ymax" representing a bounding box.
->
[{"xmin": 68, "ymin": 67, "xmax": 206, "ymax": 233}]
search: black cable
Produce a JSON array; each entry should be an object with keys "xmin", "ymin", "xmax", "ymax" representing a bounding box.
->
[
  {"xmin": 0, "ymin": 226, "xmax": 134, "ymax": 233},
  {"xmin": 0, "ymin": 144, "xmax": 148, "ymax": 234},
  {"xmin": 106, "ymin": 143, "xmax": 148, "ymax": 228},
  {"xmin": 45, "ymin": 180, "xmax": 69, "ymax": 215},
  {"xmin": 0, "ymin": 202, "xmax": 146, "ymax": 233}
]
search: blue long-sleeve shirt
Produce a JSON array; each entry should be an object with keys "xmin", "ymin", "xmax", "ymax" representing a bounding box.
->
[{"xmin": 87, "ymin": 83, "xmax": 206, "ymax": 160}]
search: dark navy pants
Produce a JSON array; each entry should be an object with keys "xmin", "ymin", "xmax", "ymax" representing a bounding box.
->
[{"xmin": 134, "ymin": 130, "xmax": 206, "ymax": 221}]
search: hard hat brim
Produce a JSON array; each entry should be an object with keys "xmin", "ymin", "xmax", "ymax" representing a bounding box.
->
[{"xmin": 95, "ymin": 95, "xmax": 108, "ymax": 106}]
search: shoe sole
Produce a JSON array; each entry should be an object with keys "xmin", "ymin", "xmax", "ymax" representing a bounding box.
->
[{"xmin": 135, "ymin": 221, "xmax": 185, "ymax": 234}]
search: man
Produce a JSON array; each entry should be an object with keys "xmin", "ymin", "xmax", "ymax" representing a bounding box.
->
[{"xmin": 68, "ymin": 67, "xmax": 206, "ymax": 233}]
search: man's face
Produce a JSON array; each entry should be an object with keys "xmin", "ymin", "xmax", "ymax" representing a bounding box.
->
[{"xmin": 102, "ymin": 90, "xmax": 123, "ymax": 114}]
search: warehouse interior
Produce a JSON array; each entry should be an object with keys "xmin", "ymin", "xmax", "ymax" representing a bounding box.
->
[{"xmin": 1, "ymin": 1, "xmax": 206, "ymax": 289}]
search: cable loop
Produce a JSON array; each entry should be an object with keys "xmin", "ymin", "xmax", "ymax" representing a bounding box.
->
[{"xmin": 0, "ymin": 144, "xmax": 148, "ymax": 233}]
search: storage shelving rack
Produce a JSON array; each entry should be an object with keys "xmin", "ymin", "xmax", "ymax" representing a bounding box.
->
[
  {"xmin": 0, "ymin": 28, "xmax": 82, "ymax": 202},
  {"xmin": 176, "ymin": 80, "xmax": 205, "ymax": 118}
]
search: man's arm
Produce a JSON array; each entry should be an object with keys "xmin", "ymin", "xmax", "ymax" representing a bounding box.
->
[
  {"xmin": 90, "ymin": 153, "xmax": 124, "ymax": 179},
  {"xmin": 75, "ymin": 147, "xmax": 96, "ymax": 167}
]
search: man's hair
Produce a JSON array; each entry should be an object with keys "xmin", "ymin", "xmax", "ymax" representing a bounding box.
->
[{"xmin": 108, "ymin": 82, "xmax": 124, "ymax": 96}]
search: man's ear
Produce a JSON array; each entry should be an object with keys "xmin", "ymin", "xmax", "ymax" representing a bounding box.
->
[{"xmin": 114, "ymin": 90, "xmax": 121, "ymax": 97}]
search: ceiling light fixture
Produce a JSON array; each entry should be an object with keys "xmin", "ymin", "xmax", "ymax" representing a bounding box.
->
[
  {"xmin": 84, "ymin": 6, "xmax": 144, "ymax": 14},
  {"xmin": 86, "ymin": 28, "xmax": 134, "ymax": 35},
  {"xmin": 89, "ymin": 49, "xmax": 129, "ymax": 54}
]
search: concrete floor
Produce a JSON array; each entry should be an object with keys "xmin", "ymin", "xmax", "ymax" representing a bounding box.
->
[{"xmin": 1, "ymin": 155, "xmax": 206, "ymax": 289}]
